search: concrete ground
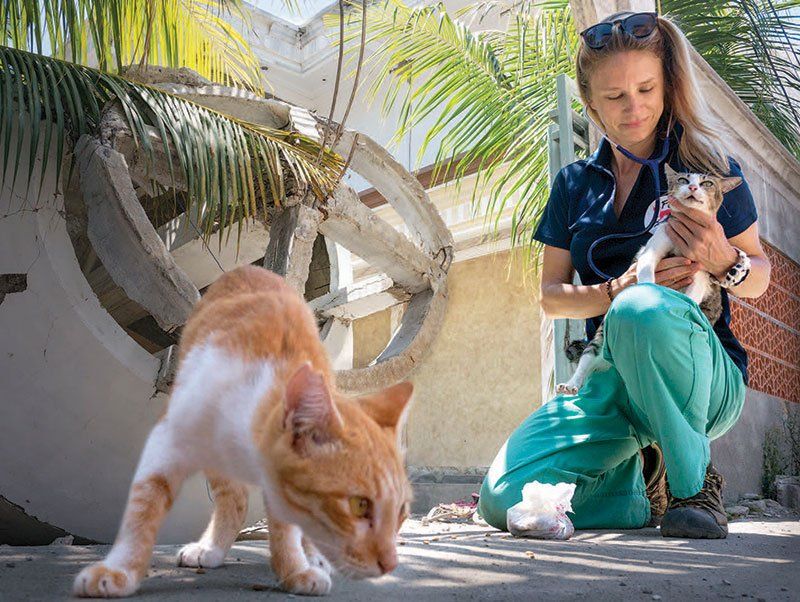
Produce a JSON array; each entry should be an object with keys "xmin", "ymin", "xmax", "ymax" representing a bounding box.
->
[{"xmin": 0, "ymin": 518, "xmax": 797, "ymax": 601}]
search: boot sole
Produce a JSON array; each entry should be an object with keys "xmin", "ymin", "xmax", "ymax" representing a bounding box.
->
[
  {"xmin": 661, "ymin": 526, "xmax": 728, "ymax": 539},
  {"xmin": 660, "ymin": 508, "xmax": 728, "ymax": 539}
]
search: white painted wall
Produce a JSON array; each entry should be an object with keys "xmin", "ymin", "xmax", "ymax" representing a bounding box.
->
[{"xmin": 0, "ymin": 122, "xmax": 263, "ymax": 543}]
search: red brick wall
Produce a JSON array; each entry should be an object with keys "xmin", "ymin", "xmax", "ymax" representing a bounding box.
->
[{"xmin": 729, "ymin": 243, "xmax": 800, "ymax": 403}]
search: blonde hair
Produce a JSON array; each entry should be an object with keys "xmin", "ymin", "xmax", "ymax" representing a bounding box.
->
[{"xmin": 576, "ymin": 12, "xmax": 729, "ymax": 175}]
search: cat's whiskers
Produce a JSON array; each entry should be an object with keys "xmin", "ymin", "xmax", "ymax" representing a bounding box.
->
[
  {"xmin": 311, "ymin": 539, "xmax": 350, "ymax": 571},
  {"xmin": 313, "ymin": 539, "xmax": 374, "ymax": 579}
]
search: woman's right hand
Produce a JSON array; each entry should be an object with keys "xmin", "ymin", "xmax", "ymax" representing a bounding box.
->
[
  {"xmin": 655, "ymin": 256, "xmax": 701, "ymax": 290},
  {"xmin": 610, "ymin": 257, "xmax": 700, "ymax": 299}
]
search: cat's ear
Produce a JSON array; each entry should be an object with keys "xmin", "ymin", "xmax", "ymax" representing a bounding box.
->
[
  {"xmin": 664, "ymin": 164, "xmax": 677, "ymax": 180},
  {"xmin": 719, "ymin": 176, "xmax": 742, "ymax": 194},
  {"xmin": 284, "ymin": 362, "xmax": 342, "ymax": 450},
  {"xmin": 360, "ymin": 381, "xmax": 414, "ymax": 431}
]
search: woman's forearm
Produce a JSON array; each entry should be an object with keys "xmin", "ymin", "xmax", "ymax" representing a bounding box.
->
[
  {"xmin": 542, "ymin": 253, "xmax": 770, "ymax": 321},
  {"xmin": 727, "ymin": 255, "xmax": 770, "ymax": 299},
  {"xmin": 540, "ymin": 281, "xmax": 612, "ymax": 319}
]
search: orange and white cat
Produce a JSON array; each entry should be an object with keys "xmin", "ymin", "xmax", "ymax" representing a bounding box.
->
[{"xmin": 73, "ymin": 265, "xmax": 414, "ymax": 598}]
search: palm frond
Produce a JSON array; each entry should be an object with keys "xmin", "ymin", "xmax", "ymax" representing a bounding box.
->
[
  {"xmin": 664, "ymin": 0, "xmax": 800, "ymax": 158},
  {"xmin": 333, "ymin": 0, "xmax": 576, "ymax": 251},
  {"xmin": 1, "ymin": 0, "xmax": 263, "ymax": 90},
  {"xmin": 338, "ymin": 0, "xmax": 798, "ymax": 265},
  {"xmin": 0, "ymin": 45, "xmax": 343, "ymax": 245}
]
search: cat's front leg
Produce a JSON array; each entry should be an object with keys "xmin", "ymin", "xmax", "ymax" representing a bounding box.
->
[
  {"xmin": 73, "ymin": 422, "xmax": 187, "ymax": 598},
  {"xmin": 557, "ymin": 351, "xmax": 598, "ymax": 395},
  {"xmin": 635, "ymin": 227, "xmax": 673, "ymax": 284},
  {"xmin": 557, "ymin": 336, "xmax": 607, "ymax": 395},
  {"xmin": 177, "ymin": 473, "xmax": 249, "ymax": 569},
  {"xmin": 303, "ymin": 537, "xmax": 333, "ymax": 576},
  {"xmin": 266, "ymin": 511, "xmax": 332, "ymax": 596}
]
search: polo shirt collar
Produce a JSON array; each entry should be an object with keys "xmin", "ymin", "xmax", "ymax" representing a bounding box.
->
[{"xmin": 585, "ymin": 121, "xmax": 684, "ymax": 172}]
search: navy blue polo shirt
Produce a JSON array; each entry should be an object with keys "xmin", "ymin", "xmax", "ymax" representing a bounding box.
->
[{"xmin": 533, "ymin": 125, "xmax": 758, "ymax": 384}]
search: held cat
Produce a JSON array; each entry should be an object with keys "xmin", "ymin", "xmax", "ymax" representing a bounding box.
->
[
  {"xmin": 557, "ymin": 165, "xmax": 741, "ymax": 396},
  {"xmin": 73, "ymin": 265, "xmax": 414, "ymax": 598}
]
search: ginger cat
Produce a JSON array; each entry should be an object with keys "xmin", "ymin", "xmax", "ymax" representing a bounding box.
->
[{"xmin": 73, "ymin": 265, "xmax": 414, "ymax": 597}]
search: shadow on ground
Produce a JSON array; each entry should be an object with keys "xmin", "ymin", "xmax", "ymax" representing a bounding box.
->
[{"xmin": 0, "ymin": 518, "xmax": 797, "ymax": 600}]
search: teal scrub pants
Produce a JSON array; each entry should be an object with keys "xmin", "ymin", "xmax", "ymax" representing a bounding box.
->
[{"xmin": 478, "ymin": 283, "xmax": 746, "ymax": 530}]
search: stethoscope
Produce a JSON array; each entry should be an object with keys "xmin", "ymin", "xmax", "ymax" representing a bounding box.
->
[{"xmin": 585, "ymin": 113, "xmax": 674, "ymax": 281}]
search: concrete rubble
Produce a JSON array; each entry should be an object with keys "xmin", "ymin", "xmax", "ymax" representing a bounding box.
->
[
  {"xmin": 725, "ymin": 494, "xmax": 799, "ymax": 520},
  {"xmin": 776, "ymin": 477, "xmax": 800, "ymax": 510}
]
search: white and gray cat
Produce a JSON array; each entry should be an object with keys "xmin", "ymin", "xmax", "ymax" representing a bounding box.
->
[{"xmin": 556, "ymin": 164, "xmax": 742, "ymax": 396}]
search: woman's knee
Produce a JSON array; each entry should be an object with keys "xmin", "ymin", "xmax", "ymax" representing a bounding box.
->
[{"xmin": 605, "ymin": 283, "xmax": 676, "ymax": 334}]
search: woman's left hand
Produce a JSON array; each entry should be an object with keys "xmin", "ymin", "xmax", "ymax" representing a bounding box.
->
[{"xmin": 665, "ymin": 198, "xmax": 738, "ymax": 279}]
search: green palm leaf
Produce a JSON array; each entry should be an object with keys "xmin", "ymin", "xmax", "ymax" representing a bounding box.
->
[
  {"xmin": 0, "ymin": 45, "xmax": 344, "ymax": 245},
  {"xmin": 333, "ymin": 0, "xmax": 577, "ymax": 252},
  {"xmin": 1, "ymin": 0, "xmax": 264, "ymax": 90},
  {"xmin": 340, "ymin": 0, "xmax": 798, "ymax": 264},
  {"xmin": 663, "ymin": 0, "xmax": 800, "ymax": 157}
]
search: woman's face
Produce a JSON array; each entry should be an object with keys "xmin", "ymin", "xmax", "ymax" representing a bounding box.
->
[{"xmin": 587, "ymin": 50, "xmax": 665, "ymax": 149}]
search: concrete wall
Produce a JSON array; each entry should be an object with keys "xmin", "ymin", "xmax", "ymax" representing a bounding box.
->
[
  {"xmin": 712, "ymin": 390, "xmax": 798, "ymax": 503},
  {"xmin": 352, "ymin": 250, "xmax": 542, "ymax": 511},
  {"xmin": 0, "ymin": 123, "xmax": 264, "ymax": 544},
  {"xmin": 352, "ymin": 249, "xmax": 541, "ymax": 510},
  {"xmin": 402, "ymin": 251, "xmax": 541, "ymax": 469},
  {"xmin": 2, "ymin": 0, "xmax": 798, "ymax": 542}
]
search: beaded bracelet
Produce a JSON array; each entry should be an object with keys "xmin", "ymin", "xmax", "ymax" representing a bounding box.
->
[
  {"xmin": 715, "ymin": 247, "xmax": 751, "ymax": 289},
  {"xmin": 604, "ymin": 278, "xmax": 614, "ymax": 302}
]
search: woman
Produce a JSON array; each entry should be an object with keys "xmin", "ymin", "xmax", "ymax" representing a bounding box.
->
[{"xmin": 478, "ymin": 11, "xmax": 771, "ymax": 539}]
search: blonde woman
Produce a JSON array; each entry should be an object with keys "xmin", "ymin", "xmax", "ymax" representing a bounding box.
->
[{"xmin": 479, "ymin": 12, "xmax": 771, "ymax": 538}]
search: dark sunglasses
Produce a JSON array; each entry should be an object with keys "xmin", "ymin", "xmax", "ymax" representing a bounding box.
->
[{"xmin": 580, "ymin": 12, "xmax": 659, "ymax": 50}]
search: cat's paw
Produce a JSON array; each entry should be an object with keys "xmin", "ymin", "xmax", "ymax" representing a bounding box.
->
[
  {"xmin": 73, "ymin": 563, "xmax": 137, "ymax": 598},
  {"xmin": 556, "ymin": 383, "xmax": 579, "ymax": 395},
  {"xmin": 177, "ymin": 542, "xmax": 226, "ymax": 568},
  {"xmin": 303, "ymin": 541, "xmax": 332, "ymax": 576},
  {"xmin": 280, "ymin": 567, "xmax": 332, "ymax": 596}
]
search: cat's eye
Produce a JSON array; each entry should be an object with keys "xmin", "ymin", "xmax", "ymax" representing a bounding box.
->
[
  {"xmin": 349, "ymin": 496, "xmax": 371, "ymax": 518},
  {"xmin": 677, "ymin": 177, "xmax": 689, "ymax": 185},
  {"xmin": 701, "ymin": 180, "xmax": 714, "ymax": 188}
]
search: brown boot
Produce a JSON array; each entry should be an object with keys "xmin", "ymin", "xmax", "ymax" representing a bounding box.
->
[
  {"xmin": 661, "ymin": 464, "xmax": 728, "ymax": 539},
  {"xmin": 641, "ymin": 443, "xmax": 667, "ymax": 527}
]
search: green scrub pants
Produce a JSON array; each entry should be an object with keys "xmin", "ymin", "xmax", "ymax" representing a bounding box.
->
[{"xmin": 478, "ymin": 283, "xmax": 746, "ymax": 530}]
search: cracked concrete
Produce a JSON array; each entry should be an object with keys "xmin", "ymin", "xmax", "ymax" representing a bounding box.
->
[{"xmin": 0, "ymin": 518, "xmax": 797, "ymax": 601}]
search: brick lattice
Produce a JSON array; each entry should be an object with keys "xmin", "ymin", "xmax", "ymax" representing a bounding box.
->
[{"xmin": 729, "ymin": 243, "xmax": 800, "ymax": 403}]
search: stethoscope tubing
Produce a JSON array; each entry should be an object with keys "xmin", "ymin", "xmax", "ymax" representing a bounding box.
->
[{"xmin": 585, "ymin": 115, "xmax": 673, "ymax": 281}]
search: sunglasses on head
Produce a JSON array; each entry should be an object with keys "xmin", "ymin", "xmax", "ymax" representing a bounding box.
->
[{"xmin": 580, "ymin": 12, "xmax": 659, "ymax": 50}]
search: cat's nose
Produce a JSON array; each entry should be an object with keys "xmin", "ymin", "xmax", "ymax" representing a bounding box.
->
[
  {"xmin": 377, "ymin": 551, "xmax": 398, "ymax": 574},
  {"xmin": 688, "ymin": 185, "xmax": 698, "ymax": 191}
]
